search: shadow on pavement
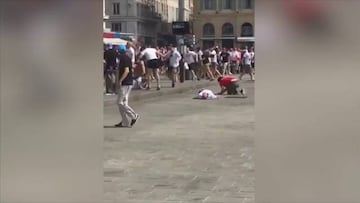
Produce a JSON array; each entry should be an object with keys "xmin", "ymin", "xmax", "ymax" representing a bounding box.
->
[{"xmin": 224, "ymin": 96, "xmax": 248, "ymax": 99}]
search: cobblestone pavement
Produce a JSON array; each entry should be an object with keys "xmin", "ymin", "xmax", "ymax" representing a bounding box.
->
[{"xmin": 104, "ymin": 81, "xmax": 255, "ymax": 203}]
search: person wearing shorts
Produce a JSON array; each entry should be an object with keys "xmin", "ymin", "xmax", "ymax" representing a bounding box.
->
[
  {"xmin": 184, "ymin": 47, "xmax": 200, "ymax": 81},
  {"xmin": 239, "ymin": 48, "xmax": 254, "ymax": 81},
  {"xmin": 201, "ymin": 50, "xmax": 215, "ymax": 81},
  {"xmin": 209, "ymin": 48, "xmax": 222, "ymax": 77},
  {"xmin": 164, "ymin": 45, "xmax": 182, "ymax": 88},
  {"xmin": 139, "ymin": 45, "xmax": 162, "ymax": 90}
]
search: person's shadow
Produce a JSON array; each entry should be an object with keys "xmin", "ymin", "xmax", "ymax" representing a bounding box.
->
[{"xmin": 224, "ymin": 95, "xmax": 248, "ymax": 98}]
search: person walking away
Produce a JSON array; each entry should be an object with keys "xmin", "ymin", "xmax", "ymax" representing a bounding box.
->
[
  {"xmin": 115, "ymin": 45, "xmax": 140, "ymax": 128},
  {"xmin": 216, "ymin": 76, "xmax": 245, "ymax": 95},
  {"xmin": 164, "ymin": 45, "xmax": 182, "ymax": 88},
  {"xmin": 184, "ymin": 47, "xmax": 200, "ymax": 81},
  {"xmin": 220, "ymin": 47, "xmax": 231, "ymax": 75},
  {"xmin": 104, "ymin": 44, "xmax": 118, "ymax": 95},
  {"xmin": 201, "ymin": 50, "xmax": 215, "ymax": 81},
  {"xmin": 239, "ymin": 48, "xmax": 255, "ymax": 81},
  {"xmin": 229, "ymin": 48, "xmax": 239, "ymax": 74},
  {"xmin": 139, "ymin": 45, "xmax": 162, "ymax": 90},
  {"xmin": 209, "ymin": 48, "xmax": 222, "ymax": 77},
  {"xmin": 235, "ymin": 48, "xmax": 242, "ymax": 74},
  {"xmin": 195, "ymin": 47, "xmax": 204, "ymax": 78},
  {"xmin": 249, "ymin": 47, "xmax": 255, "ymax": 74}
]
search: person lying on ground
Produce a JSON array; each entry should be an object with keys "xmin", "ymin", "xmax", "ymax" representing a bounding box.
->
[{"xmin": 195, "ymin": 89, "xmax": 218, "ymax": 100}]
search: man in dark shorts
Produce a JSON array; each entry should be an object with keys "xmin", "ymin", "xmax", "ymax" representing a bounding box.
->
[
  {"xmin": 240, "ymin": 47, "xmax": 255, "ymax": 81},
  {"xmin": 216, "ymin": 76, "xmax": 245, "ymax": 95},
  {"xmin": 184, "ymin": 47, "xmax": 200, "ymax": 80},
  {"xmin": 139, "ymin": 45, "xmax": 162, "ymax": 90}
]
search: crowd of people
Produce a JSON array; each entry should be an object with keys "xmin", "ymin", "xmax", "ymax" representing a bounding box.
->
[
  {"xmin": 103, "ymin": 42, "xmax": 254, "ymax": 127},
  {"xmin": 103, "ymin": 42, "xmax": 255, "ymax": 95}
]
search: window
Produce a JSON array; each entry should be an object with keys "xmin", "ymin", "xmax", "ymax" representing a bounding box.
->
[
  {"xmin": 202, "ymin": 0, "xmax": 216, "ymax": 10},
  {"xmin": 111, "ymin": 23, "xmax": 122, "ymax": 32},
  {"xmin": 222, "ymin": 23, "xmax": 234, "ymax": 36},
  {"xmin": 113, "ymin": 3, "xmax": 120, "ymax": 15},
  {"xmin": 241, "ymin": 23, "xmax": 253, "ymax": 36},
  {"xmin": 245, "ymin": 0, "xmax": 253, "ymax": 9},
  {"xmin": 203, "ymin": 23, "xmax": 215, "ymax": 36},
  {"xmin": 238, "ymin": 0, "xmax": 254, "ymax": 9},
  {"xmin": 222, "ymin": 0, "xmax": 234, "ymax": 10}
]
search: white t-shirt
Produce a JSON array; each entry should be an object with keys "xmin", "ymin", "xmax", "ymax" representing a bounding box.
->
[
  {"xmin": 197, "ymin": 50, "xmax": 203, "ymax": 62},
  {"xmin": 250, "ymin": 51, "xmax": 255, "ymax": 63},
  {"xmin": 184, "ymin": 51, "xmax": 197, "ymax": 64},
  {"xmin": 126, "ymin": 47, "xmax": 135, "ymax": 64},
  {"xmin": 197, "ymin": 89, "xmax": 217, "ymax": 100},
  {"xmin": 166, "ymin": 49, "xmax": 182, "ymax": 68},
  {"xmin": 230, "ymin": 51, "xmax": 240, "ymax": 61},
  {"xmin": 243, "ymin": 51, "xmax": 252, "ymax": 65},
  {"xmin": 140, "ymin": 48, "xmax": 158, "ymax": 61},
  {"xmin": 210, "ymin": 50, "xmax": 217, "ymax": 63}
]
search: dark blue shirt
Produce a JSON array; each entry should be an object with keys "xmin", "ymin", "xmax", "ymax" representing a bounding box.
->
[{"xmin": 118, "ymin": 53, "xmax": 133, "ymax": 86}]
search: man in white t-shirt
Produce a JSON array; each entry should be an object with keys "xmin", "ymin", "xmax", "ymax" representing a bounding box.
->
[
  {"xmin": 239, "ymin": 48, "xmax": 254, "ymax": 81},
  {"xmin": 209, "ymin": 48, "xmax": 222, "ymax": 77},
  {"xmin": 164, "ymin": 45, "xmax": 182, "ymax": 88},
  {"xmin": 184, "ymin": 47, "xmax": 200, "ymax": 81},
  {"xmin": 196, "ymin": 89, "xmax": 218, "ymax": 100},
  {"xmin": 139, "ymin": 45, "xmax": 162, "ymax": 90}
]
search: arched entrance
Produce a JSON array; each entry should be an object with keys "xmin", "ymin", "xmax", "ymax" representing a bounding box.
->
[
  {"xmin": 202, "ymin": 23, "xmax": 215, "ymax": 49},
  {"xmin": 240, "ymin": 23, "xmax": 254, "ymax": 48},
  {"xmin": 222, "ymin": 23, "xmax": 234, "ymax": 48}
]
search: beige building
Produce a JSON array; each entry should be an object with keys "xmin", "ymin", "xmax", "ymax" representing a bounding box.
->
[{"xmin": 193, "ymin": 0, "xmax": 254, "ymax": 49}]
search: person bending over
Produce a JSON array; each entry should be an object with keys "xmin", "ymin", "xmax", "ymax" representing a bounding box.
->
[{"xmin": 216, "ymin": 76, "xmax": 245, "ymax": 95}]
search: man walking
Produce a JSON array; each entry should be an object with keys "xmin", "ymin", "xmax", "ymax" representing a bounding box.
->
[
  {"xmin": 115, "ymin": 45, "xmax": 140, "ymax": 128},
  {"xmin": 240, "ymin": 48, "xmax": 255, "ymax": 81},
  {"xmin": 165, "ymin": 45, "xmax": 182, "ymax": 88},
  {"xmin": 184, "ymin": 47, "xmax": 200, "ymax": 81},
  {"xmin": 220, "ymin": 47, "xmax": 231, "ymax": 75},
  {"xmin": 139, "ymin": 45, "xmax": 162, "ymax": 90}
]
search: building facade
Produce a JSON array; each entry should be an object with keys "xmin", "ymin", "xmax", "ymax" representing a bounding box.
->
[
  {"xmin": 104, "ymin": 0, "xmax": 193, "ymax": 46},
  {"xmin": 193, "ymin": 0, "xmax": 254, "ymax": 49}
]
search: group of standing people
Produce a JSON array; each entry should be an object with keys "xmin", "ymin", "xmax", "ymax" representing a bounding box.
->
[{"xmin": 197, "ymin": 46, "xmax": 255, "ymax": 81}]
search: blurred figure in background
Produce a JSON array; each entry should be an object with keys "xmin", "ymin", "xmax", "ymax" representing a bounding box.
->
[
  {"xmin": 103, "ymin": 44, "xmax": 118, "ymax": 95},
  {"xmin": 184, "ymin": 47, "xmax": 200, "ymax": 81}
]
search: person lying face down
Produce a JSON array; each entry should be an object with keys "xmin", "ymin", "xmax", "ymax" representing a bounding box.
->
[{"xmin": 196, "ymin": 89, "xmax": 218, "ymax": 100}]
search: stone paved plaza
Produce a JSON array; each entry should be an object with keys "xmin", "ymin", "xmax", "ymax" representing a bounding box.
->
[{"xmin": 104, "ymin": 81, "xmax": 255, "ymax": 203}]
